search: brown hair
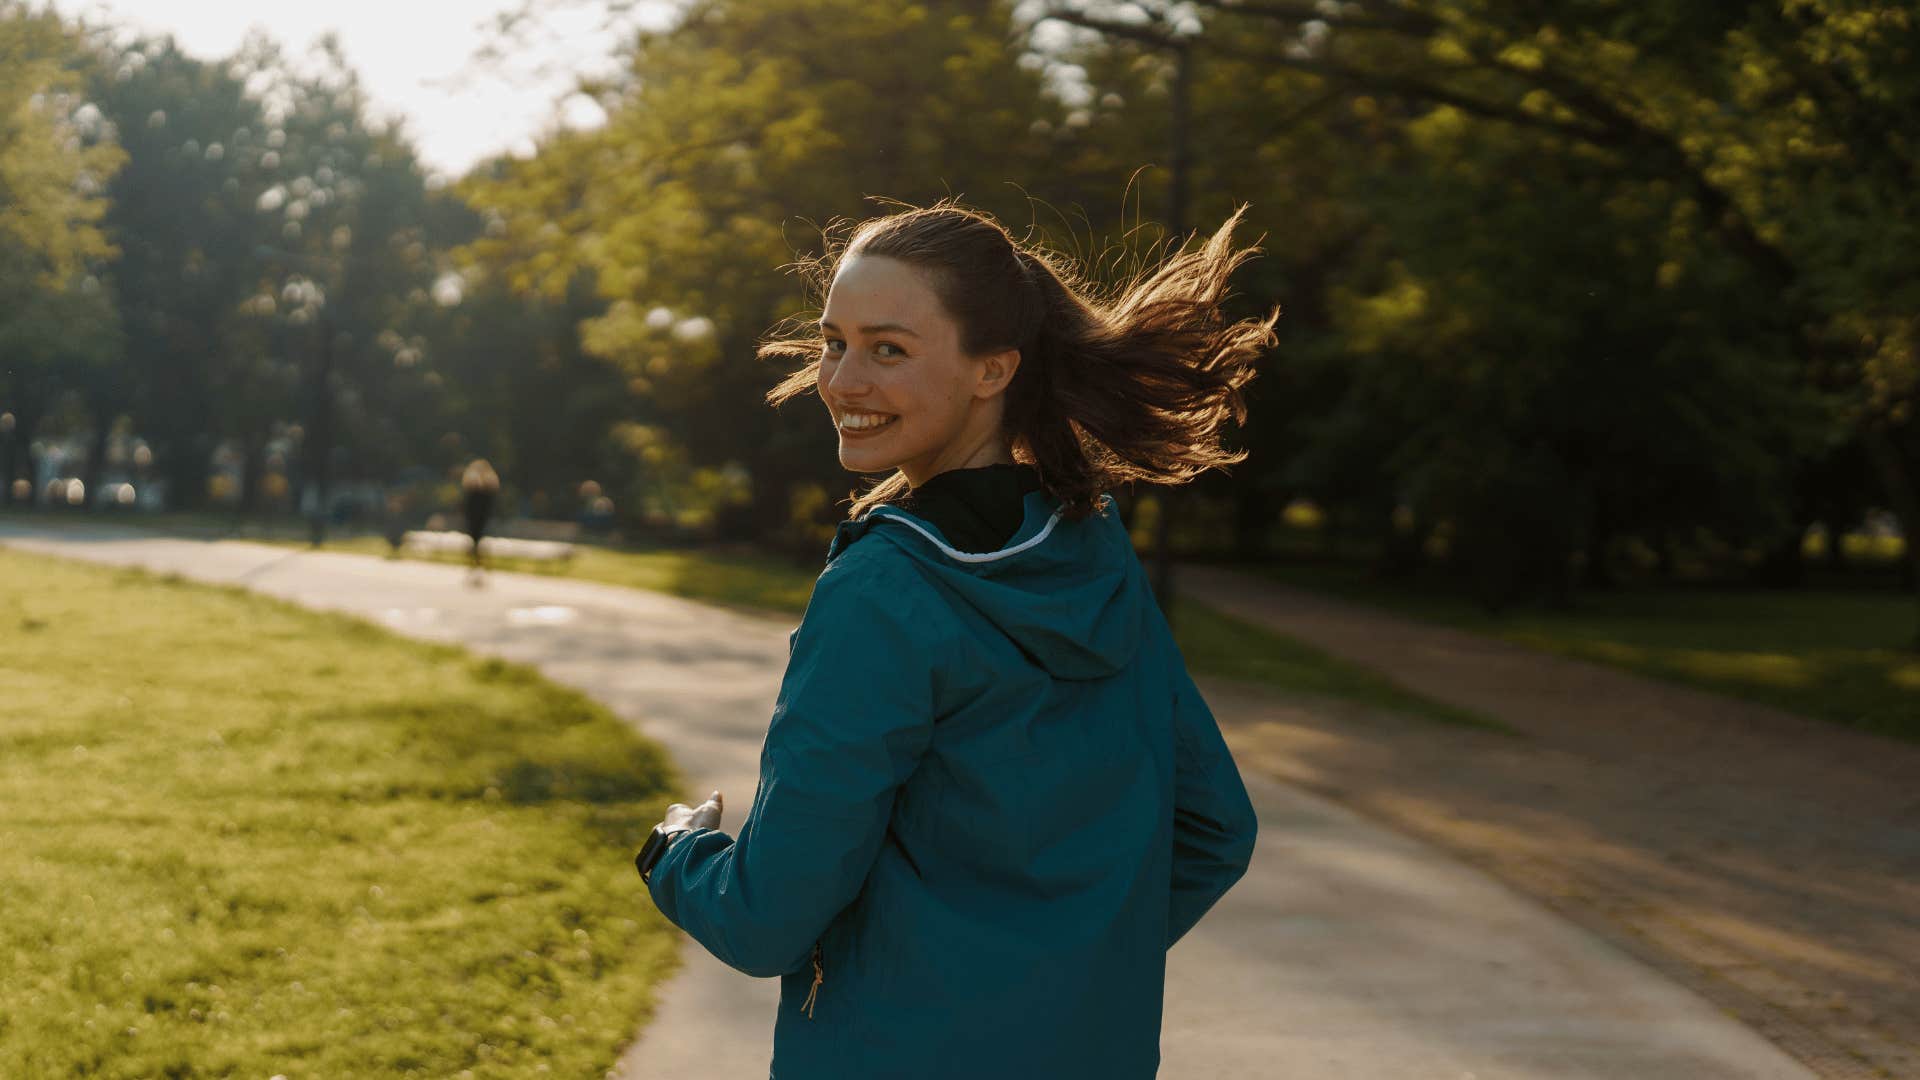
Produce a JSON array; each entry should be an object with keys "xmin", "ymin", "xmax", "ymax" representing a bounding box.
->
[
  {"xmin": 461, "ymin": 458, "xmax": 500, "ymax": 493},
  {"xmin": 759, "ymin": 197, "xmax": 1279, "ymax": 522}
]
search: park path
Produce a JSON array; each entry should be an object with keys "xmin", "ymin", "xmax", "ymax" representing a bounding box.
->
[
  {"xmin": 1179, "ymin": 565, "xmax": 1920, "ymax": 1080},
  {"xmin": 0, "ymin": 521, "xmax": 1819, "ymax": 1079}
]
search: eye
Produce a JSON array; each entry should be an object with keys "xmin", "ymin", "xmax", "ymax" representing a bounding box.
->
[{"xmin": 818, "ymin": 338, "xmax": 904, "ymax": 361}]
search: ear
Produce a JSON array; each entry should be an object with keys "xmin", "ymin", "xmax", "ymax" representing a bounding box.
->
[{"xmin": 972, "ymin": 346, "xmax": 1021, "ymax": 400}]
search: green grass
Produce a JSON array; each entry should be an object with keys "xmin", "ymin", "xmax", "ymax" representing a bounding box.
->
[
  {"xmin": 1244, "ymin": 561, "xmax": 1920, "ymax": 740},
  {"xmin": 10, "ymin": 509, "xmax": 1497, "ymax": 735},
  {"xmin": 0, "ymin": 546, "xmax": 686, "ymax": 1078},
  {"xmin": 299, "ymin": 534, "xmax": 822, "ymax": 618},
  {"xmin": 1168, "ymin": 596, "xmax": 1509, "ymax": 732},
  {"xmin": 294, "ymin": 537, "xmax": 1500, "ymax": 732}
]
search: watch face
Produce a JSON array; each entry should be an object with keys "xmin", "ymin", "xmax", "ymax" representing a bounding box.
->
[{"xmin": 636, "ymin": 826, "xmax": 669, "ymax": 880}]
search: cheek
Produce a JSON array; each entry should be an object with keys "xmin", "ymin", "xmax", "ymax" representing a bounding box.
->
[{"xmin": 903, "ymin": 368, "xmax": 967, "ymax": 411}]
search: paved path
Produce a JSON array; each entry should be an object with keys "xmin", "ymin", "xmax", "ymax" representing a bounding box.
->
[
  {"xmin": 1181, "ymin": 565, "xmax": 1920, "ymax": 1079},
  {"xmin": 0, "ymin": 523, "xmax": 1817, "ymax": 1079}
]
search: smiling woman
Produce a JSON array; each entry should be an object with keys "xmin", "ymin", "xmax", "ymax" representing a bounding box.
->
[
  {"xmin": 635, "ymin": 197, "xmax": 1278, "ymax": 1080},
  {"xmin": 810, "ymin": 251, "xmax": 1022, "ymax": 488},
  {"xmin": 760, "ymin": 197, "xmax": 1279, "ymax": 522}
]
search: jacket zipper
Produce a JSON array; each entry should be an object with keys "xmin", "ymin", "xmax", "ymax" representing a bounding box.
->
[{"xmin": 802, "ymin": 941, "xmax": 824, "ymax": 1018}]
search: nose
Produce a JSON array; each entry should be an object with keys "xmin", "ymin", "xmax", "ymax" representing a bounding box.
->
[{"xmin": 823, "ymin": 349, "xmax": 871, "ymax": 403}]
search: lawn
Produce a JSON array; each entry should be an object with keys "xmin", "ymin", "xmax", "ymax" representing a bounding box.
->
[
  {"xmin": 1167, "ymin": 596, "xmax": 1507, "ymax": 731},
  {"xmin": 298, "ymin": 530, "xmax": 1499, "ymax": 731},
  {"xmin": 301, "ymin": 533, "xmax": 822, "ymax": 617},
  {"xmin": 1244, "ymin": 561, "xmax": 1920, "ymax": 740},
  {"xmin": 10, "ymin": 508, "xmax": 1499, "ymax": 733},
  {"xmin": 0, "ymin": 546, "xmax": 685, "ymax": 1078}
]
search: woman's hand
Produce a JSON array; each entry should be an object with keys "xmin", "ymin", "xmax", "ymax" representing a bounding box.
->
[{"xmin": 660, "ymin": 790, "xmax": 724, "ymax": 834}]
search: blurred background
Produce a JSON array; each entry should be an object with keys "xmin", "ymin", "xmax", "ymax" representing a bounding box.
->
[
  {"xmin": 5, "ymin": 0, "xmax": 1912, "ymax": 605},
  {"xmin": 3, "ymin": 2, "xmax": 1918, "ymax": 1075}
]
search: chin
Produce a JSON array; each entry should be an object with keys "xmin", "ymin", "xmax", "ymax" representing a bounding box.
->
[{"xmin": 838, "ymin": 446, "xmax": 900, "ymax": 475}]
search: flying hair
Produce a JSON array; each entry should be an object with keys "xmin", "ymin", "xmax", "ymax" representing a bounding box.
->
[{"xmin": 759, "ymin": 196, "xmax": 1280, "ymax": 522}]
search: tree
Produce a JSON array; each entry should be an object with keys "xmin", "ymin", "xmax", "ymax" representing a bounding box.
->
[
  {"xmin": 1044, "ymin": 2, "xmax": 1917, "ymax": 612},
  {"xmin": 92, "ymin": 33, "xmax": 269, "ymax": 510},
  {"xmin": 0, "ymin": 3, "xmax": 123, "ymax": 503},
  {"xmin": 460, "ymin": 0, "xmax": 1086, "ymax": 541}
]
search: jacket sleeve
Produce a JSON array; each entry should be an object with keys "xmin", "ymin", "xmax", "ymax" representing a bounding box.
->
[
  {"xmin": 1165, "ymin": 644, "xmax": 1260, "ymax": 950},
  {"xmin": 645, "ymin": 554, "xmax": 938, "ymax": 977}
]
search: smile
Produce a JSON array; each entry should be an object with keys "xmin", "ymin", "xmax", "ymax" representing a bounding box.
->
[{"xmin": 838, "ymin": 412, "xmax": 899, "ymax": 435}]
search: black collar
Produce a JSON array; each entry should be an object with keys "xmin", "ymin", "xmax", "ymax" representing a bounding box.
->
[{"xmin": 887, "ymin": 462, "xmax": 1044, "ymax": 554}]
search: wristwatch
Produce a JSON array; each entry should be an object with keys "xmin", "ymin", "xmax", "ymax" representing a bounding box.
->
[{"xmin": 635, "ymin": 824, "xmax": 692, "ymax": 884}]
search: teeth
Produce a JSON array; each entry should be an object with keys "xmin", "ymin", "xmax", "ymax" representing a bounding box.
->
[{"xmin": 839, "ymin": 413, "xmax": 898, "ymax": 431}]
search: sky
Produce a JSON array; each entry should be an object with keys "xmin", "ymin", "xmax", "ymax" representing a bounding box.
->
[{"xmin": 49, "ymin": 0, "xmax": 676, "ymax": 180}]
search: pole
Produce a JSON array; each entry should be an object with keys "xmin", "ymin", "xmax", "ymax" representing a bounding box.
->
[{"xmin": 308, "ymin": 301, "xmax": 335, "ymax": 547}]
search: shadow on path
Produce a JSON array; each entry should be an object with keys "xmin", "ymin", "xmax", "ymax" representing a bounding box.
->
[{"xmin": 1183, "ymin": 564, "xmax": 1920, "ymax": 1080}]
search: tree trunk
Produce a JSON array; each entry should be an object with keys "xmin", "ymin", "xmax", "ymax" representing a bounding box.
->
[
  {"xmin": 81, "ymin": 417, "xmax": 113, "ymax": 513},
  {"xmin": 1748, "ymin": 464, "xmax": 1812, "ymax": 588},
  {"xmin": 1822, "ymin": 518, "xmax": 1848, "ymax": 573},
  {"xmin": 23, "ymin": 437, "xmax": 44, "ymax": 506},
  {"xmin": 1654, "ymin": 529, "xmax": 1677, "ymax": 580},
  {"xmin": 160, "ymin": 435, "xmax": 214, "ymax": 513},
  {"xmin": 1232, "ymin": 481, "xmax": 1279, "ymax": 561},
  {"xmin": 1861, "ymin": 423, "xmax": 1920, "ymax": 648},
  {"xmin": 1377, "ymin": 502, "xmax": 1428, "ymax": 580},
  {"xmin": 1579, "ymin": 483, "xmax": 1618, "ymax": 591},
  {"xmin": 0, "ymin": 428, "xmax": 14, "ymax": 506},
  {"xmin": 239, "ymin": 429, "xmax": 268, "ymax": 515},
  {"xmin": 12, "ymin": 406, "xmax": 45, "ymax": 506},
  {"xmin": 1750, "ymin": 528, "xmax": 1807, "ymax": 588}
]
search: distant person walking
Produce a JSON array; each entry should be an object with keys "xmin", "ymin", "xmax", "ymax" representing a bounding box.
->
[
  {"xmin": 635, "ymin": 197, "xmax": 1277, "ymax": 1078},
  {"xmin": 460, "ymin": 459, "xmax": 499, "ymax": 580}
]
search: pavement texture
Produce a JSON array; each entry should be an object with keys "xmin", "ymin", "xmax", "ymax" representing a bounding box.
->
[
  {"xmin": 1180, "ymin": 565, "xmax": 1920, "ymax": 1080},
  {"xmin": 0, "ymin": 522, "xmax": 1822, "ymax": 1079}
]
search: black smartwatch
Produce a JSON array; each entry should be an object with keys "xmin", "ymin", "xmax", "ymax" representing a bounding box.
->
[{"xmin": 635, "ymin": 824, "xmax": 692, "ymax": 884}]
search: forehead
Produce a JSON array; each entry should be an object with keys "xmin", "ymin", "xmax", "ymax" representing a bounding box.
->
[{"xmin": 823, "ymin": 254, "xmax": 949, "ymax": 331}]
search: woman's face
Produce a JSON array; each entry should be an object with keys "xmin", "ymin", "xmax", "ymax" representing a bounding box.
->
[{"xmin": 818, "ymin": 253, "xmax": 1017, "ymax": 487}]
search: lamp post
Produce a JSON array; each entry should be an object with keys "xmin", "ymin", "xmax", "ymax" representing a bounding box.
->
[
  {"xmin": 1150, "ymin": 38, "xmax": 1193, "ymax": 629},
  {"xmin": 1035, "ymin": 7, "xmax": 1196, "ymax": 627},
  {"xmin": 255, "ymin": 244, "xmax": 342, "ymax": 547},
  {"xmin": 0, "ymin": 410, "xmax": 15, "ymax": 507}
]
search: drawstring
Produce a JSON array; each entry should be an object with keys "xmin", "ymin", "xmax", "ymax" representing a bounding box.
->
[{"xmin": 802, "ymin": 941, "xmax": 823, "ymax": 1018}]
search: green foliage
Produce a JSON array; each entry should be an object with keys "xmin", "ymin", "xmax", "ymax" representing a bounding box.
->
[
  {"xmin": 0, "ymin": 4, "xmax": 121, "ymax": 284},
  {"xmin": 0, "ymin": 545, "xmax": 683, "ymax": 1077},
  {"xmin": 0, "ymin": 3, "xmax": 125, "ymax": 500},
  {"xmin": 458, "ymin": 0, "xmax": 1096, "ymax": 538},
  {"xmin": 1039, "ymin": 0, "xmax": 1919, "ymax": 606},
  {"xmin": 90, "ymin": 35, "xmax": 275, "ymax": 505},
  {"xmin": 8, "ymin": 0, "xmax": 1919, "ymax": 627}
]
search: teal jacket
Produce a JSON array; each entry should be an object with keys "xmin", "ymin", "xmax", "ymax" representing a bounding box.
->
[{"xmin": 646, "ymin": 489, "xmax": 1259, "ymax": 1078}]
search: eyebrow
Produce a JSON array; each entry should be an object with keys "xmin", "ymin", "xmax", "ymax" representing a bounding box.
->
[{"xmin": 818, "ymin": 318, "xmax": 921, "ymax": 339}]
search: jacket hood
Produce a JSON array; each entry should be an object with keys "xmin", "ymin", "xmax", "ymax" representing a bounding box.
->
[{"xmin": 825, "ymin": 490, "xmax": 1145, "ymax": 680}]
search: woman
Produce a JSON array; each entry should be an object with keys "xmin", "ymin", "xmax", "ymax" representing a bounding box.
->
[{"xmin": 638, "ymin": 199, "xmax": 1274, "ymax": 1078}]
